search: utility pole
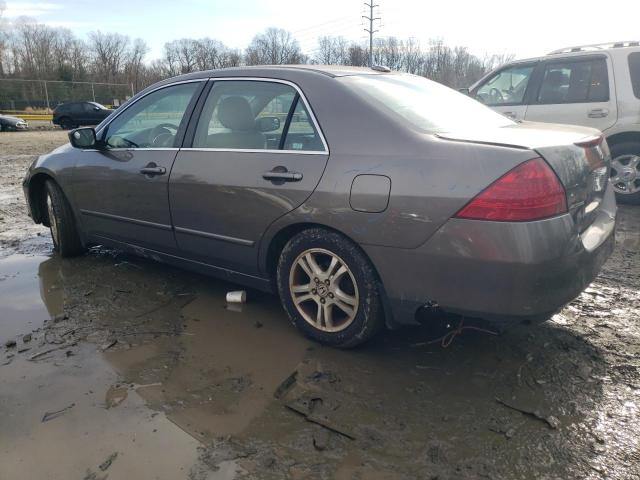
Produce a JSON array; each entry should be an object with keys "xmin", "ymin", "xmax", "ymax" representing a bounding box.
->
[{"xmin": 363, "ymin": 2, "xmax": 380, "ymax": 67}]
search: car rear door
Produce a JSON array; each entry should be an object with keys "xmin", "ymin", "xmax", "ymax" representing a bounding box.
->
[
  {"xmin": 471, "ymin": 62, "xmax": 537, "ymax": 121},
  {"xmin": 71, "ymin": 80, "xmax": 205, "ymax": 252},
  {"xmin": 524, "ymin": 55, "xmax": 618, "ymax": 131},
  {"xmin": 169, "ymin": 78, "xmax": 329, "ymax": 275}
]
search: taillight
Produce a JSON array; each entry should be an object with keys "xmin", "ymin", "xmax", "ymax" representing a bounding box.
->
[{"xmin": 455, "ymin": 157, "xmax": 567, "ymax": 221}]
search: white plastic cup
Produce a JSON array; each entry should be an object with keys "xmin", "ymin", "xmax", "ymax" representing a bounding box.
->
[{"xmin": 226, "ymin": 290, "xmax": 247, "ymax": 303}]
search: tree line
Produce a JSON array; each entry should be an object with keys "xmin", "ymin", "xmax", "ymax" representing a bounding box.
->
[{"xmin": 0, "ymin": 10, "xmax": 512, "ymax": 108}]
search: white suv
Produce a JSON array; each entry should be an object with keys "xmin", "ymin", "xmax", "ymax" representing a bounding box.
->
[{"xmin": 467, "ymin": 41, "xmax": 640, "ymax": 204}]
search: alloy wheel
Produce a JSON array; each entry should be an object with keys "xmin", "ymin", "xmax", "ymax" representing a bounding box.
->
[
  {"xmin": 46, "ymin": 193, "xmax": 59, "ymax": 246},
  {"xmin": 289, "ymin": 248, "xmax": 359, "ymax": 333},
  {"xmin": 610, "ymin": 154, "xmax": 640, "ymax": 195}
]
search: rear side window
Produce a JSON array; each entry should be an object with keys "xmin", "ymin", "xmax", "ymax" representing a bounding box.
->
[
  {"xmin": 193, "ymin": 80, "xmax": 324, "ymax": 152},
  {"xmin": 537, "ymin": 58, "xmax": 609, "ymax": 104},
  {"xmin": 629, "ymin": 52, "xmax": 640, "ymax": 99}
]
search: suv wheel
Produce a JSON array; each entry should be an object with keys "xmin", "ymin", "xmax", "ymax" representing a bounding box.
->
[
  {"xmin": 277, "ymin": 228, "xmax": 384, "ymax": 348},
  {"xmin": 58, "ymin": 117, "xmax": 75, "ymax": 130},
  {"xmin": 45, "ymin": 180, "xmax": 85, "ymax": 257},
  {"xmin": 610, "ymin": 141, "xmax": 640, "ymax": 205}
]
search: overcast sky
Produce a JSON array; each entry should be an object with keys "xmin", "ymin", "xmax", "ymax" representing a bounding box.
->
[{"xmin": 3, "ymin": 0, "xmax": 640, "ymax": 61}]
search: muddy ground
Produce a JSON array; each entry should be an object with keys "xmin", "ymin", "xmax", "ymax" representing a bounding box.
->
[{"xmin": 1, "ymin": 130, "xmax": 639, "ymax": 480}]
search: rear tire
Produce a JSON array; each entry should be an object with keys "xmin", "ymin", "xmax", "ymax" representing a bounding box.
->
[
  {"xmin": 277, "ymin": 228, "xmax": 384, "ymax": 348},
  {"xmin": 610, "ymin": 141, "xmax": 640, "ymax": 205},
  {"xmin": 58, "ymin": 117, "xmax": 76, "ymax": 130},
  {"xmin": 45, "ymin": 180, "xmax": 85, "ymax": 257}
]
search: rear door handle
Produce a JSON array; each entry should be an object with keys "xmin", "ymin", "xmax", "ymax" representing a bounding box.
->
[
  {"xmin": 588, "ymin": 108, "xmax": 609, "ymax": 118},
  {"xmin": 140, "ymin": 165, "xmax": 166, "ymax": 176},
  {"xmin": 262, "ymin": 169, "xmax": 303, "ymax": 182}
]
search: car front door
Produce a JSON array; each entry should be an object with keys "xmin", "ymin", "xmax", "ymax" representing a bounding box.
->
[
  {"xmin": 471, "ymin": 62, "xmax": 537, "ymax": 121},
  {"xmin": 169, "ymin": 79, "xmax": 329, "ymax": 275},
  {"xmin": 524, "ymin": 55, "xmax": 618, "ymax": 131},
  {"xmin": 71, "ymin": 80, "xmax": 205, "ymax": 252}
]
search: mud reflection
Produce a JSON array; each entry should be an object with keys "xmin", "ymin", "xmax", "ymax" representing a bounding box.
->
[{"xmin": 0, "ymin": 254, "xmax": 63, "ymax": 340}]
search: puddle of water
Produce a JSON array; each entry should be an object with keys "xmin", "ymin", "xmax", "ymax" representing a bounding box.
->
[
  {"xmin": 0, "ymin": 254, "xmax": 63, "ymax": 341},
  {"xmin": 105, "ymin": 285, "xmax": 311, "ymax": 441}
]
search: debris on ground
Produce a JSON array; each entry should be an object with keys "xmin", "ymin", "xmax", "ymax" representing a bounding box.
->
[
  {"xmin": 105, "ymin": 385, "xmax": 128, "ymax": 409},
  {"xmin": 226, "ymin": 290, "xmax": 246, "ymax": 303},
  {"xmin": 495, "ymin": 397, "xmax": 560, "ymax": 430},
  {"xmin": 42, "ymin": 403, "xmax": 75, "ymax": 422},
  {"xmin": 98, "ymin": 452, "xmax": 118, "ymax": 471}
]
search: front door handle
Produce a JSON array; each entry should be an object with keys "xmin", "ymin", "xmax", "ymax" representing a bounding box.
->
[
  {"xmin": 140, "ymin": 164, "xmax": 166, "ymax": 176},
  {"xmin": 588, "ymin": 108, "xmax": 609, "ymax": 118},
  {"xmin": 263, "ymin": 167, "xmax": 303, "ymax": 182},
  {"xmin": 503, "ymin": 111, "xmax": 517, "ymax": 119}
]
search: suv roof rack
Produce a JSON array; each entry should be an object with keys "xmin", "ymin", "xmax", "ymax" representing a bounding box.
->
[{"xmin": 548, "ymin": 41, "xmax": 640, "ymax": 55}]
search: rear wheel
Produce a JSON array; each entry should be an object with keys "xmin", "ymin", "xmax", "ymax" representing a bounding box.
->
[
  {"xmin": 277, "ymin": 228, "xmax": 384, "ymax": 348},
  {"xmin": 610, "ymin": 141, "xmax": 640, "ymax": 205},
  {"xmin": 45, "ymin": 180, "xmax": 84, "ymax": 257},
  {"xmin": 58, "ymin": 117, "xmax": 76, "ymax": 130}
]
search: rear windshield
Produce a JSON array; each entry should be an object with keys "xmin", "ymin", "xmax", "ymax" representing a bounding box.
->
[
  {"xmin": 338, "ymin": 74, "xmax": 514, "ymax": 133},
  {"xmin": 629, "ymin": 52, "xmax": 640, "ymax": 99}
]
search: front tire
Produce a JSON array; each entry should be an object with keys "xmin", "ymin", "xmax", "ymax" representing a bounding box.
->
[
  {"xmin": 277, "ymin": 228, "xmax": 384, "ymax": 348},
  {"xmin": 610, "ymin": 141, "xmax": 640, "ymax": 205},
  {"xmin": 45, "ymin": 180, "xmax": 85, "ymax": 257}
]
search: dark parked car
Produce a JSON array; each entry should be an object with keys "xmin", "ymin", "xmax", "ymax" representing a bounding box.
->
[
  {"xmin": 0, "ymin": 114, "xmax": 28, "ymax": 131},
  {"xmin": 52, "ymin": 101, "xmax": 113, "ymax": 129},
  {"xmin": 23, "ymin": 66, "xmax": 616, "ymax": 347}
]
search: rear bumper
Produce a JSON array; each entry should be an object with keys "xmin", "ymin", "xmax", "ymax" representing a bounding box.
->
[{"xmin": 366, "ymin": 182, "xmax": 617, "ymax": 325}]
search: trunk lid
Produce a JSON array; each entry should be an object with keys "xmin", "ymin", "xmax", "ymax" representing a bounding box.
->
[{"xmin": 437, "ymin": 121, "xmax": 611, "ymax": 231}]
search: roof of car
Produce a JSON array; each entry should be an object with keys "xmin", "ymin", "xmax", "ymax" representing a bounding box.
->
[{"xmin": 192, "ymin": 64, "xmax": 389, "ymax": 78}]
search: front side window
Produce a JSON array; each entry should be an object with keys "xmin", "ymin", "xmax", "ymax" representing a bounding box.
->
[
  {"xmin": 193, "ymin": 80, "xmax": 323, "ymax": 151},
  {"xmin": 629, "ymin": 52, "xmax": 640, "ymax": 99},
  {"xmin": 475, "ymin": 64, "xmax": 535, "ymax": 106},
  {"xmin": 537, "ymin": 58, "xmax": 609, "ymax": 104},
  {"xmin": 104, "ymin": 82, "xmax": 200, "ymax": 149}
]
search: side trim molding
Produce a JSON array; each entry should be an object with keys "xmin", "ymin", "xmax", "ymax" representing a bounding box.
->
[
  {"xmin": 80, "ymin": 209, "xmax": 173, "ymax": 231},
  {"xmin": 174, "ymin": 226, "xmax": 255, "ymax": 246}
]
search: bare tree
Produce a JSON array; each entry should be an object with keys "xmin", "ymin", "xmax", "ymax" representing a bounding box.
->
[
  {"xmin": 245, "ymin": 28, "xmax": 305, "ymax": 65},
  {"xmin": 315, "ymin": 36, "xmax": 349, "ymax": 65},
  {"xmin": 88, "ymin": 31, "xmax": 131, "ymax": 83}
]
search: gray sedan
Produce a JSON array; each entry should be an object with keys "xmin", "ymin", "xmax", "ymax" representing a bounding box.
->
[{"xmin": 22, "ymin": 66, "xmax": 616, "ymax": 347}]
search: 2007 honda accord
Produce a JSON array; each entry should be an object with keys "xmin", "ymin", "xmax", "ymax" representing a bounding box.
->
[{"xmin": 23, "ymin": 65, "xmax": 616, "ymax": 347}]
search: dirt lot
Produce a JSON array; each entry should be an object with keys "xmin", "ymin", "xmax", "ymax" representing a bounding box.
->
[{"xmin": 1, "ymin": 130, "xmax": 639, "ymax": 479}]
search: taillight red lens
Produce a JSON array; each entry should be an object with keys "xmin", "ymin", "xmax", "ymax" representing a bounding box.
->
[{"xmin": 455, "ymin": 157, "xmax": 567, "ymax": 221}]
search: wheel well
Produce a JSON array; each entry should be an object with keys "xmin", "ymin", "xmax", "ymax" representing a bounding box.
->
[
  {"xmin": 264, "ymin": 222, "xmax": 396, "ymax": 325},
  {"xmin": 28, "ymin": 173, "xmax": 53, "ymax": 226},
  {"xmin": 606, "ymin": 131, "xmax": 640, "ymax": 149}
]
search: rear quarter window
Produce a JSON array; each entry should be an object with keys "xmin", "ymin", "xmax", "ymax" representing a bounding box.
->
[{"xmin": 629, "ymin": 52, "xmax": 640, "ymax": 99}]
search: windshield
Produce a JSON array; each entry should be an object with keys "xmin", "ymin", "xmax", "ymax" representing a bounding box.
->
[{"xmin": 339, "ymin": 74, "xmax": 514, "ymax": 133}]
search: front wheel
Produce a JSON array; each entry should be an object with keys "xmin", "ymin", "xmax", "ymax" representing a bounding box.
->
[
  {"xmin": 610, "ymin": 141, "xmax": 640, "ymax": 205},
  {"xmin": 45, "ymin": 180, "xmax": 85, "ymax": 257},
  {"xmin": 277, "ymin": 228, "xmax": 384, "ymax": 348}
]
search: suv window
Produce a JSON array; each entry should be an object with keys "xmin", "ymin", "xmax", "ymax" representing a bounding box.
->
[
  {"xmin": 629, "ymin": 52, "xmax": 640, "ymax": 99},
  {"xmin": 475, "ymin": 64, "xmax": 535, "ymax": 106},
  {"xmin": 193, "ymin": 80, "xmax": 323, "ymax": 151},
  {"xmin": 104, "ymin": 82, "xmax": 200, "ymax": 149},
  {"xmin": 537, "ymin": 58, "xmax": 609, "ymax": 104}
]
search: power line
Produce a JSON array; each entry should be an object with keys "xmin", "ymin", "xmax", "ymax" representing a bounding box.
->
[{"xmin": 363, "ymin": 1, "xmax": 381, "ymax": 67}]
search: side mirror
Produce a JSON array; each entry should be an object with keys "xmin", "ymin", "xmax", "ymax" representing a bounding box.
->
[
  {"xmin": 93, "ymin": 106, "xmax": 100, "ymax": 111},
  {"xmin": 256, "ymin": 116, "xmax": 281, "ymax": 132},
  {"xmin": 458, "ymin": 88, "xmax": 470, "ymax": 95},
  {"xmin": 69, "ymin": 127, "xmax": 99, "ymax": 149}
]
